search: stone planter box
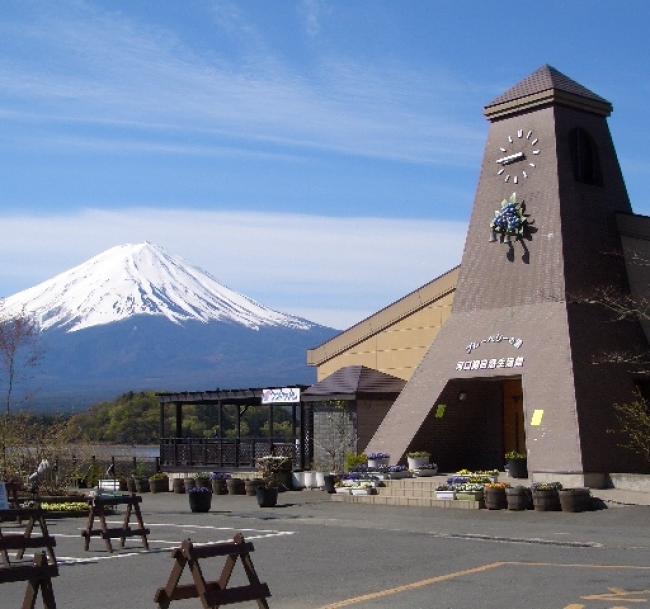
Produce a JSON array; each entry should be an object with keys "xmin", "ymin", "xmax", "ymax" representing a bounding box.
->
[
  {"xmin": 351, "ymin": 488, "xmax": 376, "ymax": 496},
  {"xmin": 367, "ymin": 457, "xmax": 389, "ymax": 469},
  {"xmin": 435, "ymin": 490, "xmax": 456, "ymax": 500},
  {"xmin": 407, "ymin": 457, "xmax": 430, "ymax": 470},
  {"xmin": 412, "ymin": 468, "xmax": 437, "ymax": 477},
  {"xmin": 335, "ymin": 487, "xmax": 351, "ymax": 495},
  {"xmin": 456, "ymin": 491, "xmax": 484, "ymax": 501}
]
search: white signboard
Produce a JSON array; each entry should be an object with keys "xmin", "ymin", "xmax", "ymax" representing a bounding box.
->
[
  {"xmin": 261, "ymin": 387, "xmax": 301, "ymax": 404},
  {"xmin": 0, "ymin": 482, "xmax": 9, "ymax": 510}
]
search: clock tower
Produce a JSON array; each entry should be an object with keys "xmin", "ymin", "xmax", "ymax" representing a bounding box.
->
[{"xmin": 366, "ymin": 66, "xmax": 648, "ymax": 486}]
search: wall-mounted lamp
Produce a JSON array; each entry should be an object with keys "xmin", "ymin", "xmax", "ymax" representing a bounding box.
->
[{"xmin": 457, "ymin": 391, "xmax": 468, "ymax": 402}]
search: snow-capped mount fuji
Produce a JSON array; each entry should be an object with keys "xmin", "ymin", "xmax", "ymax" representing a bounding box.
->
[
  {"xmin": 3, "ymin": 242, "xmax": 313, "ymax": 333},
  {"xmin": 2, "ymin": 244, "xmax": 336, "ymax": 411}
]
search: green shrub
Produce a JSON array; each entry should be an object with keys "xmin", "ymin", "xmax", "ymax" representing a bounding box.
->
[
  {"xmin": 344, "ymin": 453, "xmax": 368, "ymax": 472},
  {"xmin": 505, "ymin": 451, "xmax": 526, "ymax": 461},
  {"xmin": 407, "ymin": 451, "xmax": 431, "ymax": 459}
]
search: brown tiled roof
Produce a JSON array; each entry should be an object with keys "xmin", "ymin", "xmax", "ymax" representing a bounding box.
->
[
  {"xmin": 486, "ymin": 65, "xmax": 610, "ymax": 108},
  {"xmin": 302, "ymin": 365, "xmax": 405, "ymax": 401}
]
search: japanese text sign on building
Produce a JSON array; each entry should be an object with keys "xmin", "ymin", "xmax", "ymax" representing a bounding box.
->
[
  {"xmin": 261, "ymin": 387, "xmax": 301, "ymax": 404},
  {"xmin": 455, "ymin": 356, "xmax": 524, "ymax": 372},
  {"xmin": 465, "ymin": 333, "xmax": 523, "ymax": 355}
]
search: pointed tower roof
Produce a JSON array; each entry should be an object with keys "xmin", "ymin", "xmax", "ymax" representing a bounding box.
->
[{"xmin": 485, "ymin": 65, "xmax": 612, "ymax": 120}]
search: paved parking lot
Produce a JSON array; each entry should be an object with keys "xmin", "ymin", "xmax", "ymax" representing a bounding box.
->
[{"xmin": 2, "ymin": 491, "xmax": 650, "ymax": 608}]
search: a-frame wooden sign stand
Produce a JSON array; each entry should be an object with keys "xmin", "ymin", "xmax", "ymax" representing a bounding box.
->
[
  {"xmin": 81, "ymin": 495, "xmax": 150, "ymax": 553},
  {"xmin": 154, "ymin": 533, "xmax": 271, "ymax": 608}
]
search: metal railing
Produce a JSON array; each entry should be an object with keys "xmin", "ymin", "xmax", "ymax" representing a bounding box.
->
[{"xmin": 160, "ymin": 437, "xmax": 302, "ymax": 469}]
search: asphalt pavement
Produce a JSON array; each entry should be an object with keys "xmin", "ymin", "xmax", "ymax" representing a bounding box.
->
[{"xmin": 2, "ymin": 490, "xmax": 649, "ymax": 609}]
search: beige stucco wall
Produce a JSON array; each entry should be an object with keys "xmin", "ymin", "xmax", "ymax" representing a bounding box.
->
[{"xmin": 315, "ymin": 291, "xmax": 455, "ymax": 381}]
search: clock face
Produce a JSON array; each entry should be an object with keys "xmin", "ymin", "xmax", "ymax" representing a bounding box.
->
[{"xmin": 495, "ymin": 129, "xmax": 541, "ymax": 184}]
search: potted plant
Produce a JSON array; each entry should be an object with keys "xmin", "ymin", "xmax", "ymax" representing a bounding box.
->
[
  {"xmin": 435, "ymin": 484, "xmax": 456, "ymax": 501},
  {"xmin": 245, "ymin": 478, "xmax": 265, "ymax": 496},
  {"xmin": 334, "ymin": 482, "xmax": 351, "ymax": 495},
  {"xmin": 256, "ymin": 483, "xmax": 279, "ymax": 507},
  {"xmin": 412, "ymin": 463, "xmax": 438, "ymax": 477},
  {"xmin": 255, "ymin": 456, "xmax": 293, "ymax": 491},
  {"xmin": 210, "ymin": 472, "xmax": 230, "ymax": 495},
  {"xmin": 188, "ymin": 486, "xmax": 212, "ymax": 512},
  {"xmin": 531, "ymin": 482, "xmax": 562, "ymax": 511},
  {"xmin": 226, "ymin": 477, "xmax": 245, "ymax": 495},
  {"xmin": 484, "ymin": 482, "xmax": 510, "ymax": 509},
  {"xmin": 559, "ymin": 487, "xmax": 591, "ymax": 512},
  {"xmin": 172, "ymin": 477, "xmax": 185, "ymax": 493},
  {"xmin": 505, "ymin": 451, "xmax": 528, "ymax": 479},
  {"xmin": 455, "ymin": 483, "xmax": 485, "ymax": 502},
  {"xmin": 148, "ymin": 472, "xmax": 169, "ymax": 493},
  {"xmin": 350, "ymin": 482, "xmax": 376, "ymax": 496},
  {"xmin": 366, "ymin": 452, "xmax": 390, "ymax": 470},
  {"xmin": 505, "ymin": 485, "xmax": 532, "ymax": 510},
  {"xmin": 194, "ymin": 472, "xmax": 211, "ymax": 488},
  {"xmin": 407, "ymin": 451, "xmax": 431, "ymax": 470}
]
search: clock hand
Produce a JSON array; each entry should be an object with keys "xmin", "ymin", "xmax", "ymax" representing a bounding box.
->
[{"xmin": 495, "ymin": 151, "xmax": 525, "ymax": 165}]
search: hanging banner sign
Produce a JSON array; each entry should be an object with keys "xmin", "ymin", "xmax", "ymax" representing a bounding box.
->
[
  {"xmin": 455, "ymin": 356, "xmax": 524, "ymax": 372},
  {"xmin": 0, "ymin": 482, "xmax": 8, "ymax": 510},
  {"xmin": 261, "ymin": 387, "xmax": 301, "ymax": 404}
]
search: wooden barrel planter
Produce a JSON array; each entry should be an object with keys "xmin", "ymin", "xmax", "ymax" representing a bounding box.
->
[
  {"xmin": 256, "ymin": 486, "xmax": 278, "ymax": 508},
  {"xmin": 506, "ymin": 487, "xmax": 532, "ymax": 510},
  {"xmin": 211, "ymin": 479, "xmax": 228, "ymax": 495},
  {"xmin": 172, "ymin": 478, "xmax": 186, "ymax": 494},
  {"xmin": 506, "ymin": 459, "xmax": 528, "ymax": 479},
  {"xmin": 245, "ymin": 479, "xmax": 264, "ymax": 496},
  {"xmin": 532, "ymin": 488, "xmax": 561, "ymax": 511},
  {"xmin": 484, "ymin": 487, "xmax": 507, "ymax": 510},
  {"xmin": 149, "ymin": 476, "xmax": 169, "ymax": 493},
  {"xmin": 559, "ymin": 488, "xmax": 591, "ymax": 512},
  {"xmin": 134, "ymin": 477, "xmax": 150, "ymax": 493},
  {"xmin": 188, "ymin": 490, "xmax": 212, "ymax": 513},
  {"xmin": 184, "ymin": 478, "xmax": 196, "ymax": 491},
  {"xmin": 226, "ymin": 478, "xmax": 245, "ymax": 495}
]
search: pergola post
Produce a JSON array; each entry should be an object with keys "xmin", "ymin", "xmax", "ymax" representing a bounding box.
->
[
  {"xmin": 159, "ymin": 402, "xmax": 165, "ymax": 440},
  {"xmin": 175, "ymin": 402, "xmax": 183, "ymax": 437},
  {"xmin": 236, "ymin": 405, "xmax": 241, "ymax": 467},
  {"xmin": 268, "ymin": 405, "xmax": 274, "ymax": 454}
]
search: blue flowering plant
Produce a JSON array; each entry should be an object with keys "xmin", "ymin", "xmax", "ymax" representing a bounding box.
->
[
  {"xmin": 209, "ymin": 472, "xmax": 231, "ymax": 481},
  {"xmin": 189, "ymin": 486, "xmax": 212, "ymax": 494},
  {"xmin": 366, "ymin": 452, "xmax": 390, "ymax": 460}
]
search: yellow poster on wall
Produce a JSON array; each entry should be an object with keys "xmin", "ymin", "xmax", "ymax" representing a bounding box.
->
[{"xmin": 531, "ymin": 409, "xmax": 544, "ymax": 426}]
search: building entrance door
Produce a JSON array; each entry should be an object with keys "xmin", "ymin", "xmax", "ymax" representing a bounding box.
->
[{"xmin": 502, "ymin": 378, "xmax": 525, "ymax": 455}]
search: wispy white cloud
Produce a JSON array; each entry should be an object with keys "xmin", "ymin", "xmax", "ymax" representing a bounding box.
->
[
  {"xmin": 0, "ymin": 2, "xmax": 486, "ymax": 167},
  {"xmin": 300, "ymin": 0, "xmax": 328, "ymax": 36},
  {"xmin": 0, "ymin": 208, "xmax": 466, "ymax": 329}
]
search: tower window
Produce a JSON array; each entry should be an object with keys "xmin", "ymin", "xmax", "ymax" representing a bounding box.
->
[{"xmin": 569, "ymin": 128, "xmax": 603, "ymax": 186}]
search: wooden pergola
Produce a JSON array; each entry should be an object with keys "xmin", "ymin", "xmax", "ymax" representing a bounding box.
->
[{"xmin": 158, "ymin": 388, "xmax": 308, "ymax": 471}]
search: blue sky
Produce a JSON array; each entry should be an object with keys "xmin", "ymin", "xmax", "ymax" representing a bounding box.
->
[{"xmin": 1, "ymin": 0, "xmax": 649, "ymax": 328}]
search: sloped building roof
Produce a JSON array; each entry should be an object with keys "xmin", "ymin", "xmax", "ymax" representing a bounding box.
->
[{"xmin": 302, "ymin": 365, "xmax": 405, "ymax": 401}]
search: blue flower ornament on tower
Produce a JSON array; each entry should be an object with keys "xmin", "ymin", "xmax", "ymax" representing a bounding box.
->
[{"xmin": 489, "ymin": 192, "xmax": 534, "ymax": 244}]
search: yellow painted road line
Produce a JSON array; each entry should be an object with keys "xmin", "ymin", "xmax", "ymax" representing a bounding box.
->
[
  {"xmin": 315, "ymin": 562, "xmax": 506, "ymax": 609},
  {"xmin": 503, "ymin": 561, "xmax": 650, "ymax": 571},
  {"xmin": 315, "ymin": 560, "xmax": 650, "ymax": 609}
]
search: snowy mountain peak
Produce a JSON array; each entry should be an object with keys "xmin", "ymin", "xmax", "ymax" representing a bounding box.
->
[{"xmin": 2, "ymin": 242, "xmax": 314, "ymax": 333}]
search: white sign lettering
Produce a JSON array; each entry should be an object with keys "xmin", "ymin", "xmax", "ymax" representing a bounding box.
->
[
  {"xmin": 466, "ymin": 333, "xmax": 524, "ymax": 354},
  {"xmin": 455, "ymin": 357, "xmax": 524, "ymax": 372}
]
